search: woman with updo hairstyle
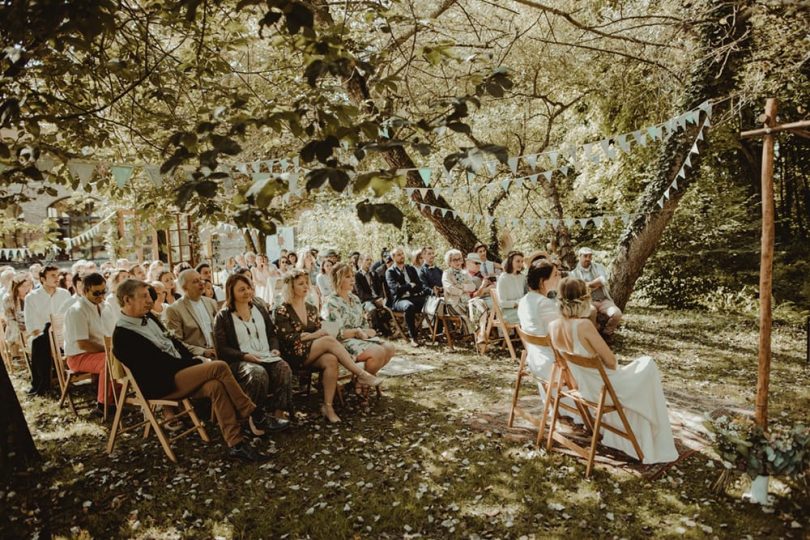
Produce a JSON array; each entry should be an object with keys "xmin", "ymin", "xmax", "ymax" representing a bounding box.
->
[
  {"xmin": 549, "ymin": 277, "xmax": 678, "ymax": 464},
  {"xmin": 495, "ymin": 250, "xmax": 526, "ymax": 324},
  {"xmin": 273, "ymin": 268, "xmax": 384, "ymax": 423},
  {"xmin": 517, "ymin": 260, "xmax": 561, "ymax": 385}
]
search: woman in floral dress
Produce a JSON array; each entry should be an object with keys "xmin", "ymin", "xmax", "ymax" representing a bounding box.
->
[
  {"xmin": 322, "ymin": 263, "xmax": 394, "ymax": 399},
  {"xmin": 273, "ymin": 269, "xmax": 383, "ymax": 423}
]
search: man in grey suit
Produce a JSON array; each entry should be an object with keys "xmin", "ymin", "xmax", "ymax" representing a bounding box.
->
[{"xmin": 165, "ymin": 269, "xmax": 219, "ymax": 359}]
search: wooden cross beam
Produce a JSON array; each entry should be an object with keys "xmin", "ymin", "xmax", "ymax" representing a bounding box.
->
[{"xmin": 741, "ymin": 119, "xmax": 810, "ymax": 139}]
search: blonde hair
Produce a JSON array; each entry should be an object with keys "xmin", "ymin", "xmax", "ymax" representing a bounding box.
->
[
  {"xmin": 280, "ymin": 268, "xmax": 309, "ymax": 304},
  {"xmin": 330, "ymin": 262, "xmax": 354, "ymax": 293},
  {"xmin": 557, "ymin": 277, "xmax": 591, "ymax": 319}
]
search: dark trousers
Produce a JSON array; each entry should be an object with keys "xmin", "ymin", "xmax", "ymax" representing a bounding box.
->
[
  {"xmin": 29, "ymin": 323, "xmax": 53, "ymax": 394},
  {"xmin": 392, "ymin": 297, "xmax": 426, "ymax": 340}
]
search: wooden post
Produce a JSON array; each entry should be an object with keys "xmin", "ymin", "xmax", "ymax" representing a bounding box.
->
[{"xmin": 755, "ymin": 98, "xmax": 777, "ymax": 429}]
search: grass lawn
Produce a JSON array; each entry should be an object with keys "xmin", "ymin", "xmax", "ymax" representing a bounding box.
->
[{"xmin": 1, "ymin": 305, "xmax": 808, "ymax": 539}]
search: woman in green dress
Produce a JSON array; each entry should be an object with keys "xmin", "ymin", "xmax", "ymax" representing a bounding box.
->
[{"xmin": 322, "ymin": 263, "xmax": 394, "ymax": 399}]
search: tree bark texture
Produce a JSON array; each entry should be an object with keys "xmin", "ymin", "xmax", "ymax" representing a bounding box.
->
[
  {"xmin": 0, "ymin": 361, "xmax": 40, "ymax": 473},
  {"xmin": 608, "ymin": 1, "xmax": 752, "ymax": 310}
]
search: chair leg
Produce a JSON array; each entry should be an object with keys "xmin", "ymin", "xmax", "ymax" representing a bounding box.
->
[
  {"xmin": 141, "ymin": 400, "xmax": 177, "ymax": 463},
  {"xmin": 537, "ymin": 364, "xmax": 557, "ymax": 446},
  {"xmin": 610, "ymin": 388, "xmax": 644, "ymax": 463},
  {"xmin": 586, "ymin": 390, "xmax": 608, "ymax": 478},
  {"xmin": 504, "ymin": 328, "xmax": 518, "ymax": 362},
  {"xmin": 507, "ymin": 355, "xmax": 527, "ymax": 428},
  {"xmin": 59, "ymin": 373, "xmax": 78, "ymax": 416},
  {"xmin": 183, "ymin": 399, "xmax": 210, "ymax": 443},
  {"xmin": 546, "ymin": 373, "xmax": 564, "ymax": 451},
  {"xmin": 107, "ymin": 379, "xmax": 129, "ymax": 455},
  {"xmin": 102, "ymin": 370, "xmax": 108, "ymax": 422}
]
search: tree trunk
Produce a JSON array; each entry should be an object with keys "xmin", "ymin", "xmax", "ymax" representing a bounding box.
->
[
  {"xmin": 312, "ymin": 2, "xmax": 483, "ymax": 254},
  {"xmin": 608, "ymin": 1, "xmax": 752, "ymax": 310},
  {"xmin": 0, "ymin": 362, "xmax": 40, "ymax": 473}
]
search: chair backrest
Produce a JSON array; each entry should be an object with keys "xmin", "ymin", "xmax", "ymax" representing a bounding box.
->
[
  {"xmin": 50, "ymin": 313, "xmax": 66, "ymax": 351},
  {"xmin": 103, "ymin": 335, "xmax": 127, "ymax": 382},
  {"xmin": 489, "ymin": 289, "xmax": 509, "ymax": 325},
  {"xmin": 516, "ymin": 326, "xmax": 551, "ymax": 348},
  {"xmin": 554, "ymin": 348, "xmax": 618, "ymax": 400}
]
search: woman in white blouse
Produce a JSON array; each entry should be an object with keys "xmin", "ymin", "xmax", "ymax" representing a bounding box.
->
[
  {"xmin": 315, "ymin": 258, "xmax": 335, "ymax": 301},
  {"xmin": 213, "ymin": 274, "xmax": 292, "ymax": 430},
  {"xmin": 517, "ymin": 260, "xmax": 561, "ymax": 386},
  {"xmin": 496, "ymin": 250, "xmax": 526, "ymax": 324}
]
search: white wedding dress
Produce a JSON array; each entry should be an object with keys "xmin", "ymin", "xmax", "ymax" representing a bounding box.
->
[{"xmin": 564, "ymin": 320, "xmax": 678, "ymax": 464}]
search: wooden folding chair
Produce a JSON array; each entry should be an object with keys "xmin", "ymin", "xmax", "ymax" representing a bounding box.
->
[
  {"xmin": 546, "ymin": 349, "xmax": 644, "ymax": 477},
  {"xmin": 430, "ymin": 303, "xmax": 474, "ymax": 350},
  {"xmin": 509, "ymin": 328, "xmax": 590, "ymax": 446},
  {"xmin": 480, "ymin": 290, "xmax": 519, "ymax": 361},
  {"xmin": 104, "ymin": 336, "xmax": 210, "ymax": 463},
  {"xmin": 49, "ymin": 314, "xmax": 94, "ymax": 416},
  {"xmin": 382, "ymin": 285, "xmax": 425, "ymax": 342}
]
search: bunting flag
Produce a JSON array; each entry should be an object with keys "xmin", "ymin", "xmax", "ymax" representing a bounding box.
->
[
  {"xmin": 36, "ymin": 154, "xmax": 58, "ymax": 172},
  {"xmin": 68, "ymin": 160, "xmax": 96, "ymax": 184},
  {"xmin": 145, "ymin": 165, "xmax": 163, "ymax": 187},
  {"xmin": 654, "ymin": 115, "xmax": 711, "ymax": 209},
  {"xmin": 111, "ymin": 165, "xmax": 134, "ymax": 188},
  {"xmin": 418, "ymin": 168, "xmax": 432, "ymax": 186}
]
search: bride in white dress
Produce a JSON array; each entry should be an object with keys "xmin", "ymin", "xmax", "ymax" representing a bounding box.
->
[{"xmin": 548, "ymin": 277, "xmax": 678, "ymax": 464}]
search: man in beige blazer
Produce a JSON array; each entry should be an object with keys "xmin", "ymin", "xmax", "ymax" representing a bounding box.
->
[{"xmin": 165, "ymin": 269, "xmax": 219, "ymax": 359}]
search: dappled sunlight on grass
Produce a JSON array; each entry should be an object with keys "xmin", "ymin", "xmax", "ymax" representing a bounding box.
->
[{"xmin": 1, "ymin": 305, "xmax": 808, "ymax": 537}]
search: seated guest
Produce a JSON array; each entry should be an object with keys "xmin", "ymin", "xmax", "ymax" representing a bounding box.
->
[
  {"xmin": 63, "ymin": 272, "xmax": 116, "ymax": 409},
  {"xmin": 102, "ymin": 268, "xmax": 131, "ymax": 335},
  {"xmin": 159, "ymin": 270, "xmax": 180, "ymax": 303},
  {"xmin": 173, "ymin": 261, "xmax": 192, "ymax": 279},
  {"xmin": 149, "ymin": 281, "xmax": 170, "ymax": 318},
  {"xmin": 296, "ymin": 248, "xmax": 318, "ymax": 286},
  {"xmin": 473, "ymin": 242, "xmax": 502, "ymax": 279},
  {"xmin": 323, "ymin": 263, "xmax": 394, "ymax": 401},
  {"xmin": 409, "ymin": 249, "xmax": 423, "ymax": 270},
  {"xmin": 165, "ymin": 269, "xmax": 218, "ymax": 359},
  {"xmin": 196, "ymin": 262, "xmax": 225, "ymax": 302},
  {"xmin": 274, "ymin": 269, "xmax": 383, "ymax": 423},
  {"xmin": 354, "ymin": 254, "xmax": 393, "ymax": 336},
  {"xmin": 112, "ymin": 279, "xmax": 267, "ymax": 461},
  {"xmin": 287, "ymin": 251, "xmax": 298, "ymax": 268},
  {"xmin": 202, "ymin": 280, "xmax": 217, "ymax": 302},
  {"xmin": 418, "ymin": 246, "xmax": 443, "ymax": 296},
  {"xmin": 214, "ymin": 274, "xmax": 292, "ymax": 431},
  {"xmin": 71, "ymin": 273, "xmax": 84, "ymax": 302},
  {"xmin": 315, "ymin": 258, "xmax": 335, "ymax": 300},
  {"xmin": 146, "ymin": 260, "xmax": 164, "ymax": 282},
  {"xmin": 130, "ymin": 263, "xmax": 146, "ymax": 281},
  {"xmin": 4, "ymin": 273, "xmax": 32, "ymax": 359},
  {"xmin": 496, "ymin": 250, "xmax": 527, "ymax": 324},
  {"xmin": 517, "ymin": 261, "xmax": 561, "ymax": 397},
  {"xmin": 569, "ymin": 247, "xmax": 622, "ymax": 340},
  {"xmin": 549, "ymin": 278, "xmax": 678, "ymax": 464},
  {"xmin": 385, "ymin": 246, "xmax": 428, "ymax": 347},
  {"xmin": 464, "ymin": 253, "xmax": 494, "ymax": 344},
  {"xmin": 348, "ymin": 251, "xmax": 360, "ymax": 273},
  {"xmin": 23, "ymin": 265, "xmax": 73, "ymax": 395},
  {"xmin": 441, "ymin": 249, "xmax": 476, "ymax": 335}
]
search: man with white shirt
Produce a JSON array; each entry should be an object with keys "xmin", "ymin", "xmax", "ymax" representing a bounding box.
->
[
  {"xmin": 23, "ymin": 265, "xmax": 73, "ymax": 395},
  {"xmin": 64, "ymin": 272, "xmax": 114, "ymax": 408},
  {"xmin": 385, "ymin": 246, "xmax": 428, "ymax": 347},
  {"xmin": 196, "ymin": 262, "xmax": 225, "ymax": 303},
  {"xmin": 570, "ymin": 247, "xmax": 623, "ymax": 339},
  {"xmin": 165, "ymin": 269, "xmax": 218, "ymax": 358}
]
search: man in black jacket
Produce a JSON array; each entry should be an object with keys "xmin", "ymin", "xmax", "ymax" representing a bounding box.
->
[
  {"xmin": 354, "ymin": 254, "xmax": 393, "ymax": 336},
  {"xmin": 112, "ymin": 279, "xmax": 267, "ymax": 462},
  {"xmin": 385, "ymin": 247, "xmax": 428, "ymax": 346}
]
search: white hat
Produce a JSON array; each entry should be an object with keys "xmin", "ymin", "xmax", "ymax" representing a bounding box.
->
[
  {"xmin": 577, "ymin": 247, "xmax": 593, "ymax": 255},
  {"xmin": 466, "ymin": 253, "xmax": 483, "ymax": 264}
]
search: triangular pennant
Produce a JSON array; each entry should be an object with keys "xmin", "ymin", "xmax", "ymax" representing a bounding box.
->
[
  {"xmin": 111, "ymin": 165, "xmax": 134, "ymax": 188},
  {"xmin": 550, "ymin": 219, "xmax": 560, "ymax": 228},
  {"xmin": 418, "ymin": 168, "xmax": 432, "ymax": 186},
  {"xmin": 672, "ymin": 178, "xmax": 678, "ymax": 190},
  {"xmin": 252, "ymin": 172, "xmax": 271, "ymax": 183},
  {"xmin": 418, "ymin": 188, "xmax": 429, "ymax": 198},
  {"xmin": 529, "ymin": 174, "xmax": 539, "ymax": 185},
  {"xmin": 657, "ymin": 198, "xmax": 664, "ymax": 209},
  {"xmin": 600, "ymin": 139, "xmax": 611, "ymax": 158},
  {"xmin": 677, "ymin": 168, "xmax": 686, "ymax": 179},
  {"xmin": 593, "ymin": 216, "xmax": 604, "ymax": 228},
  {"xmin": 236, "ymin": 163, "xmax": 249, "ymax": 175},
  {"xmin": 525, "ymin": 154, "xmax": 538, "ymax": 170},
  {"xmin": 697, "ymin": 129, "xmax": 704, "ymax": 141},
  {"xmin": 543, "ymin": 171, "xmax": 552, "ymax": 182},
  {"xmin": 293, "ymin": 156, "xmax": 300, "ymax": 168},
  {"xmin": 279, "ymin": 158, "xmax": 288, "ymax": 171},
  {"xmin": 684, "ymin": 154, "xmax": 692, "ymax": 168},
  {"xmin": 507, "ymin": 157, "xmax": 519, "ymax": 174},
  {"xmin": 691, "ymin": 142, "xmax": 699, "ymax": 154},
  {"xmin": 252, "ymin": 161, "xmax": 262, "ymax": 173},
  {"xmin": 560, "ymin": 165, "xmax": 570, "ymax": 176},
  {"xmin": 501, "ymin": 179, "xmax": 511, "ymax": 191},
  {"xmin": 633, "ymin": 130, "xmax": 647, "ymax": 146},
  {"xmin": 36, "ymin": 155, "xmax": 58, "ymax": 172},
  {"xmin": 263, "ymin": 160, "xmax": 275, "ymax": 172},
  {"xmin": 548, "ymin": 151, "xmax": 559, "ymax": 168},
  {"xmin": 583, "ymin": 143, "xmax": 593, "ymax": 161},
  {"xmin": 664, "ymin": 188, "xmax": 671, "ymax": 199},
  {"xmin": 67, "ymin": 160, "xmax": 96, "ymax": 184},
  {"xmin": 617, "ymin": 134, "xmax": 630, "ymax": 153},
  {"xmin": 513, "ymin": 179, "xmax": 523, "ymax": 189},
  {"xmin": 466, "ymin": 171, "xmax": 475, "ymax": 182},
  {"xmin": 578, "ymin": 218, "xmax": 590, "ymax": 228},
  {"xmin": 563, "ymin": 218, "xmax": 575, "ymax": 228},
  {"xmin": 145, "ymin": 165, "xmax": 163, "ymax": 187},
  {"xmin": 485, "ymin": 161, "xmax": 498, "ymax": 176},
  {"xmin": 621, "ymin": 214, "xmax": 632, "ymax": 224}
]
